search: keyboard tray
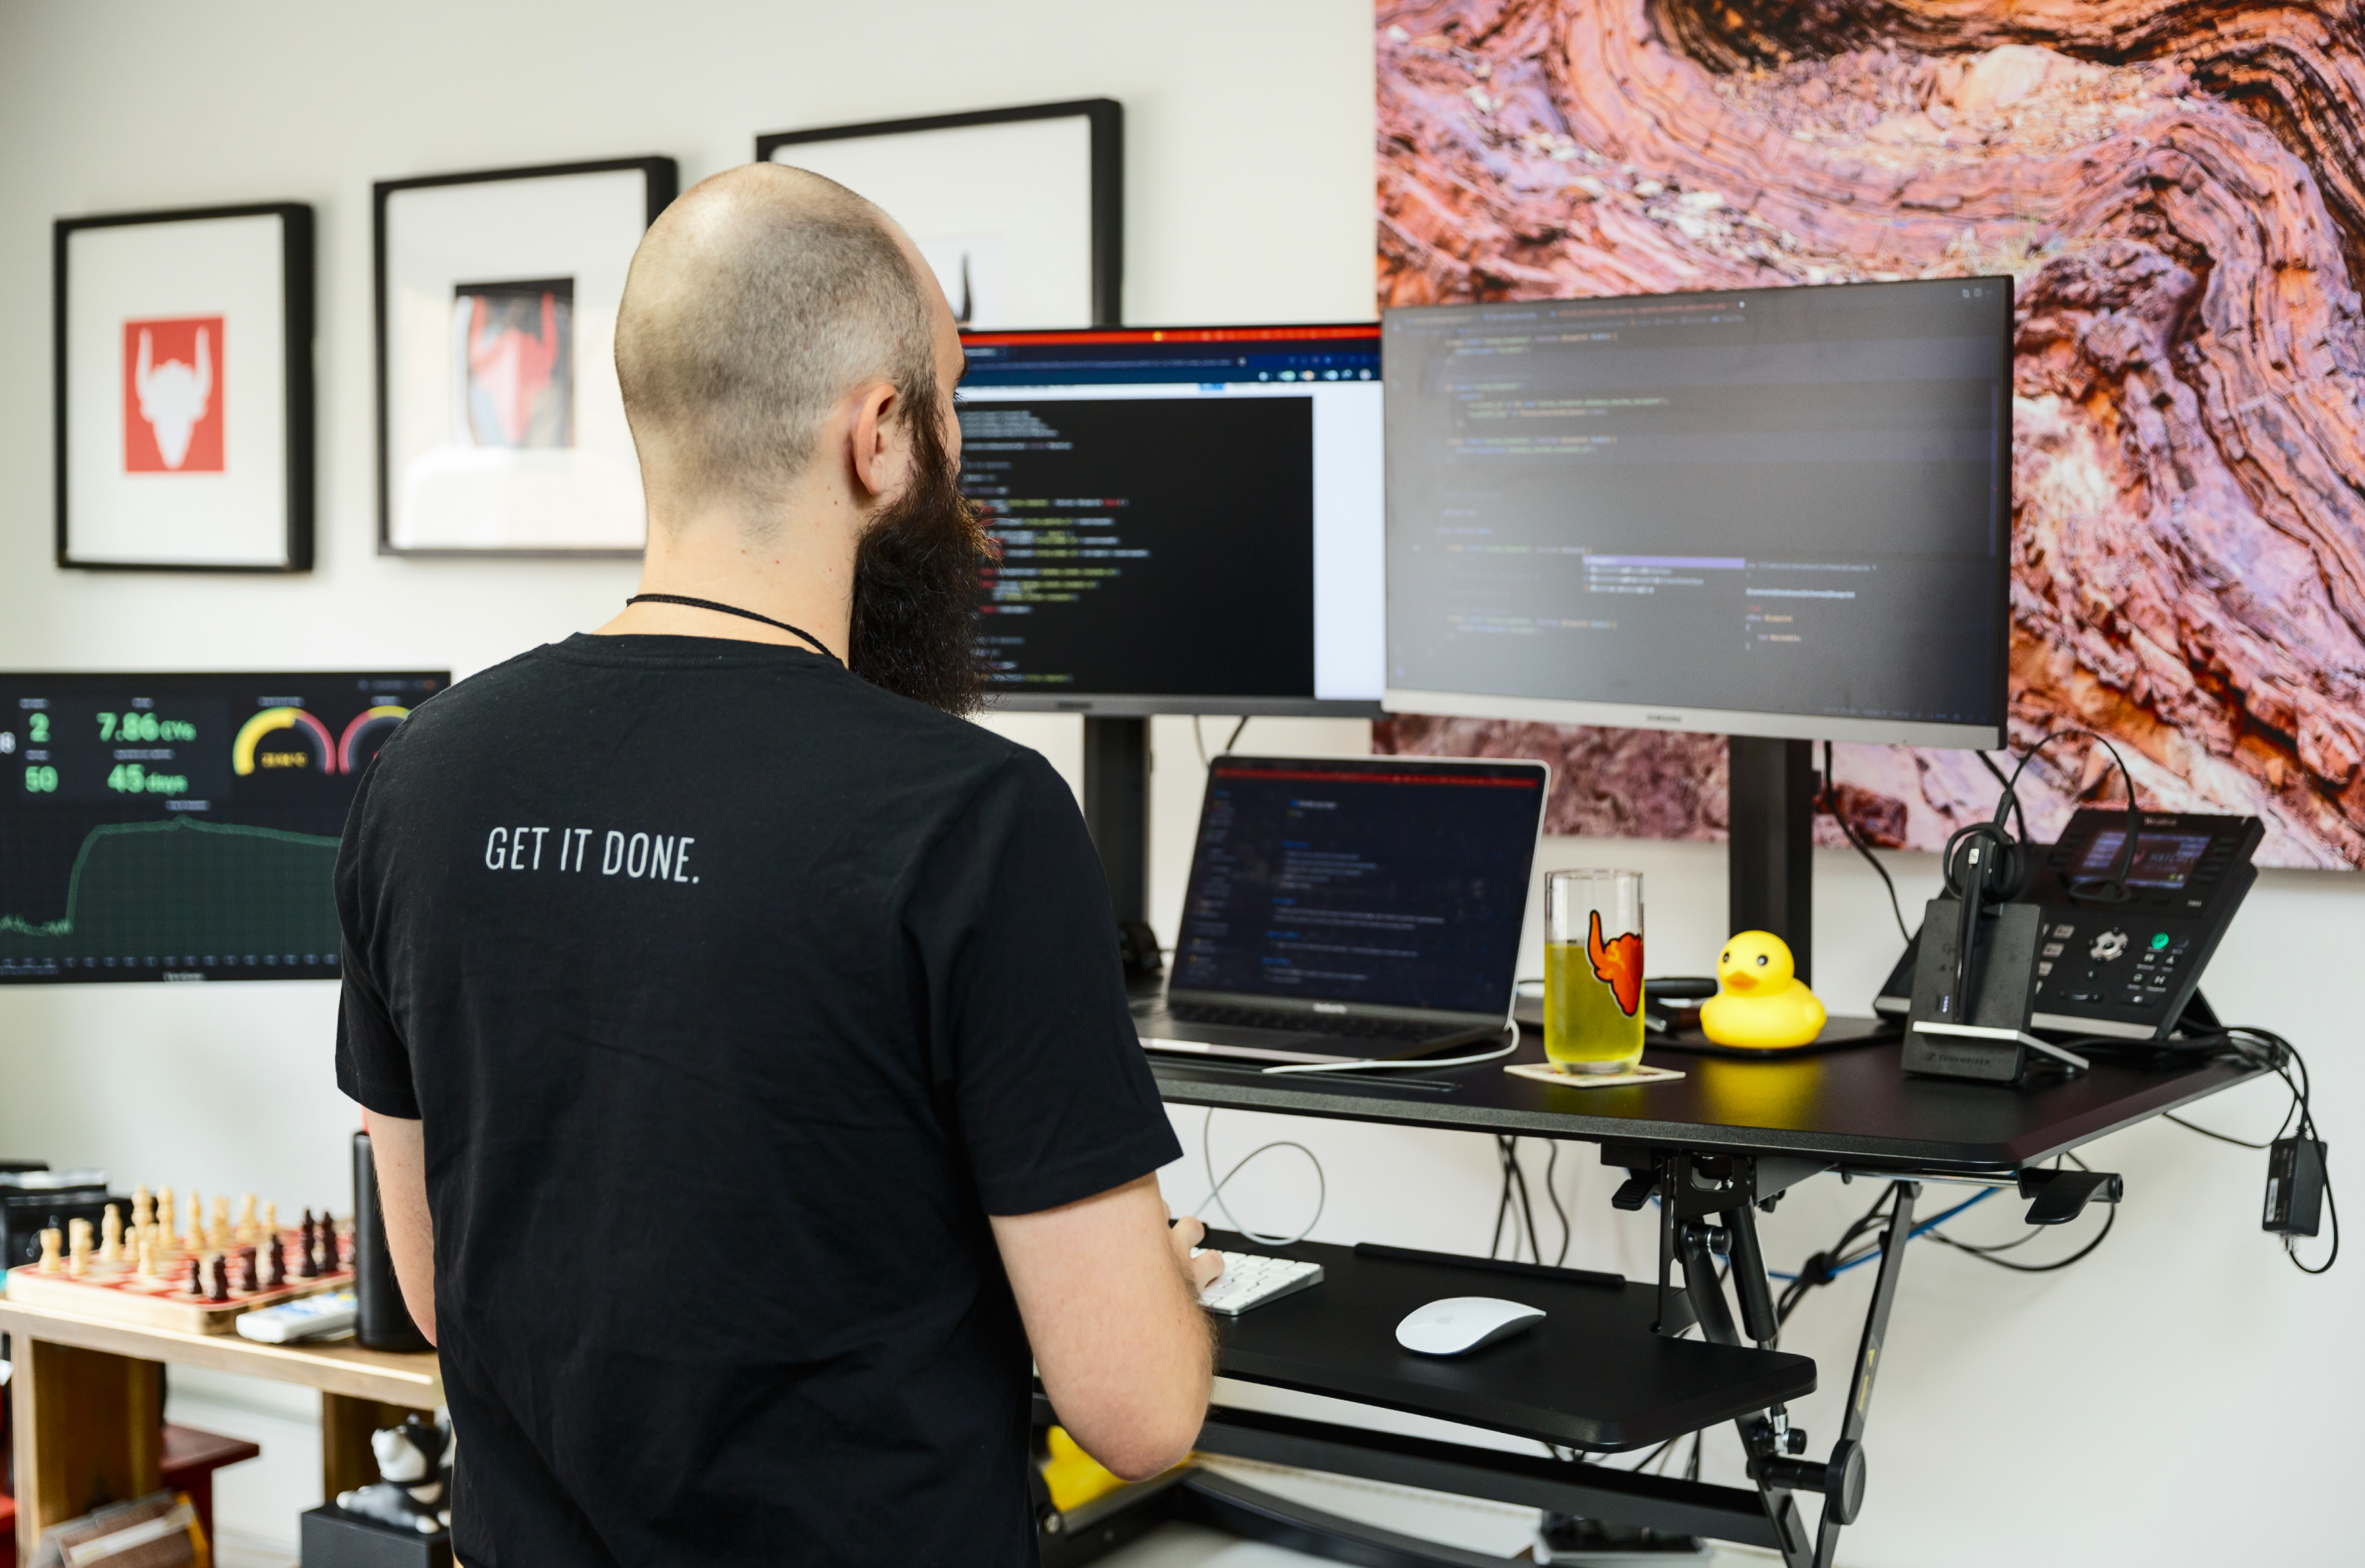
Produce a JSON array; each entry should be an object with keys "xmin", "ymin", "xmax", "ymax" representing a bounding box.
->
[{"xmin": 1202, "ymin": 1230, "xmax": 1816, "ymax": 1453}]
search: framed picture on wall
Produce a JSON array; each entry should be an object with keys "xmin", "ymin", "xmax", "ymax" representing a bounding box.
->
[
  {"xmin": 757, "ymin": 99, "xmax": 1121, "ymax": 328},
  {"xmin": 375, "ymin": 156, "xmax": 677, "ymax": 556},
  {"xmin": 54, "ymin": 202, "xmax": 315, "ymax": 572}
]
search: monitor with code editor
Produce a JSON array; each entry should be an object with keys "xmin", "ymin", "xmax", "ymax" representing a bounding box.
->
[
  {"xmin": 1, "ymin": 671, "xmax": 446, "ymax": 984},
  {"xmin": 1381, "ymin": 278, "xmax": 2012, "ymax": 748},
  {"xmin": 958, "ymin": 324, "xmax": 1385, "ymax": 715}
]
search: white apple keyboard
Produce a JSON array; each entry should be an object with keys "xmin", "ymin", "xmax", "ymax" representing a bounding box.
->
[{"xmin": 1195, "ymin": 1250, "xmax": 1324, "ymax": 1316}]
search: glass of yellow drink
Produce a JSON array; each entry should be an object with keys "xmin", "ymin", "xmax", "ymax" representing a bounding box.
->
[{"xmin": 1543, "ymin": 869, "xmax": 1645, "ymax": 1072}]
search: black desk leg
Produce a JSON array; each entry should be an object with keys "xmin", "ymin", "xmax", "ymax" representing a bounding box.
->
[{"xmin": 1752, "ymin": 1180, "xmax": 1919, "ymax": 1568}]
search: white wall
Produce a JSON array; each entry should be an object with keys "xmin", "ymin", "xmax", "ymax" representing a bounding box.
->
[{"xmin": 0, "ymin": 4, "xmax": 2352, "ymax": 1564}]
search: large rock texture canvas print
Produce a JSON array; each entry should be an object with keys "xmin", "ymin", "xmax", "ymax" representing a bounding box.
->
[{"xmin": 1373, "ymin": 0, "xmax": 2365, "ymax": 868}]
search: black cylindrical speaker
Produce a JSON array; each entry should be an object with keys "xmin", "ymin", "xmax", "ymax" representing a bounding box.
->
[{"xmin": 353, "ymin": 1130, "xmax": 432, "ymax": 1353}]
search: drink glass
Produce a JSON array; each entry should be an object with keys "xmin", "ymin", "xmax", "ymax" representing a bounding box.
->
[{"xmin": 1543, "ymin": 869, "xmax": 1645, "ymax": 1072}]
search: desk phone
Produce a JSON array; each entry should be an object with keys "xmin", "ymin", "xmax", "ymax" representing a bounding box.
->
[{"xmin": 1878, "ymin": 809, "xmax": 2262, "ymax": 1040}]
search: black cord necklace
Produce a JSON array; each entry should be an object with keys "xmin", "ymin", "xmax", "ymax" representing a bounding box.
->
[{"xmin": 624, "ymin": 594, "xmax": 840, "ymax": 665}]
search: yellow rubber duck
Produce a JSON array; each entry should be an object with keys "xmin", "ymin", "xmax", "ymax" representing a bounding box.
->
[{"xmin": 1700, "ymin": 930, "xmax": 1826, "ymax": 1049}]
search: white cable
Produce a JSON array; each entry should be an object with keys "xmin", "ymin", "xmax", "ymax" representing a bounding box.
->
[
  {"xmin": 1261, "ymin": 1025, "xmax": 1521, "ymax": 1076},
  {"xmin": 1195, "ymin": 1108, "xmax": 1326, "ymax": 1246}
]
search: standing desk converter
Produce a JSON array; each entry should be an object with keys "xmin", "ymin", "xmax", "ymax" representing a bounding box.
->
[{"xmin": 1130, "ymin": 1033, "xmax": 2262, "ymax": 1568}]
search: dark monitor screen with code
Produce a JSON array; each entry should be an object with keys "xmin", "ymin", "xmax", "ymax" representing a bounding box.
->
[
  {"xmin": 958, "ymin": 325, "xmax": 1385, "ymax": 715},
  {"xmin": 1, "ymin": 671, "xmax": 445, "ymax": 983},
  {"xmin": 1382, "ymin": 277, "xmax": 2012, "ymax": 748}
]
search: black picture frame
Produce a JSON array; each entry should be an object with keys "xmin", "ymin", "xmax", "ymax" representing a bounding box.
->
[
  {"xmin": 757, "ymin": 99, "xmax": 1122, "ymax": 327},
  {"xmin": 53, "ymin": 202, "xmax": 315, "ymax": 574},
  {"xmin": 373, "ymin": 156, "xmax": 679, "ymax": 559}
]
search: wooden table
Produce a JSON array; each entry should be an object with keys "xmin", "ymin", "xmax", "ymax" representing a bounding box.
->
[{"xmin": 1, "ymin": 1296, "xmax": 442, "ymax": 1560}]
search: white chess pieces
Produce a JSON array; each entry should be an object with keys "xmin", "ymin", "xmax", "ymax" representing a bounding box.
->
[
  {"xmin": 101, "ymin": 1203, "xmax": 124, "ymax": 1265},
  {"xmin": 156, "ymin": 1187, "xmax": 175, "ymax": 1248},
  {"xmin": 210, "ymin": 1195, "xmax": 232, "ymax": 1250},
  {"xmin": 183, "ymin": 1192, "xmax": 204, "ymax": 1253},
  {"xmin": 137, "ymin": 1235, "xmax": 158, "ymax": 1277},
  {"xmin": 236, "ymin": 1192, "xmax": 258, "ymax": 1245},
  {"xmin": 38, "ymin": 1225, "xmax": 63, "ymax": 1274},
  {"xmin": 263, "ymin": 1200, "xmax": 278, "ymax": 1240},
  {"xmin": 132, "ymin": 1185, "xmax": 154, "ymax": 1234},
  {"xmin": 68, "ymin": 1218, "xmax": 92, "ymax": 1277}
]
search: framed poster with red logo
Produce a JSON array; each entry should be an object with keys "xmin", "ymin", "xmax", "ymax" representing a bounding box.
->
[
  {"xmin": 54, "ymin": 203, "xmax": 314, "ymax": 571},
  {"xmin": 375, "ymin": 158, "xmax": 676, "ymax": 556}
]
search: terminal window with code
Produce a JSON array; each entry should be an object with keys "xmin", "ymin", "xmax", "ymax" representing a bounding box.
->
[
  {"xmin": 1382, "ymin": 278, "xmax": 2011, "ymax": 739},
  {"xmin": 957, "ymin": 324, "xmax": 1385, "ymax": 710},
  {"xmin": 0, "ymin": 672, "xmax": 444, "ymax": 983}
]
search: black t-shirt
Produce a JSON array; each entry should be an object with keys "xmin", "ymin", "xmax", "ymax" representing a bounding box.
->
[{"xmin": 335, "ymin": 634, "xmax": 1180, "ymax": 1568}]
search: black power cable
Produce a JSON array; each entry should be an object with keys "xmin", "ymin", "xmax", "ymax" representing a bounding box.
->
[{"xmin": 1821, "ymin": 740, "xmax": 1912, "ymax": 945}]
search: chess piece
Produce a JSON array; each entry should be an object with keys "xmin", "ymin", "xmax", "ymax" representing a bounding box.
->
[
  {"xmin": 263, "ymin": 1234, "xmax": 286, "ymax": 1290},
  {"xmin": 132, "ymin": 1185, "xmax": 154, "ymax": 1234},
  {"xmin": 137, "ymin": 1237, "xmax": 158, "ymax": 1277},
  {"xmin": 184, "ymin": 1255, "xmax": 204, "ymax": 1295},
  {"xmin": 298, "ymin": 1211, "xmax": 321, "ymax": 1279},
  {"xmin": 210, "ymin": 1195, "xmax": 232, "ymax": 1251},
  {"xmin": 206, "ymin": 1253, "xmax": 229, "ymax": 1304},
  {"xmin": 101, "ymin": 1204, "xmax": 124, "ymax": 1265},
  {"xmin": 184, "ymin": 1193, "xmax": 204, "ymax": 1253},
  {"xmin": 236, "ymin": 1193, "xmax": 258, "ymax": 1245},
  {"xmin": 263, "ymin": 1200, "xmax": 278, "ymax": 1240},
  {"xmin": 156, "ymin": 1186, "xmax": 173, "ymax": 1241},
  {"xmin": 37, "ymin": 1225, "xmax": 63, "ymax": 1274},
  {"xmin": 233, "ymin": 1247, "xmax": 259, "ymax": 1295},
  {"xmin": 68, "ymin": 1218, "xmax": 92, "ymax": 1277}
]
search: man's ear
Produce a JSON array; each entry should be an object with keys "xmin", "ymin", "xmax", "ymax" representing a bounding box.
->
[{"xmin": 845, "ymin": 380, "xmax": 901, "ymax": 502}]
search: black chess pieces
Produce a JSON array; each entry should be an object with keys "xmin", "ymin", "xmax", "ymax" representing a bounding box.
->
[
  {"xmin": 184, "ymin": 1255, "xmax": 204, "ymax": 1296},
  {"xmin": 298, "ymin": 1210, "xmax": 321, "ymax": 1279},
  {"xmin": 263, "ymin": 1233, "xmax": 286, "ymax": 1289},
  {"xmin": 233, "ymin": 1246, "xmax": 259, "ymax": 1295},
  {"xmin": 205, "ymin": 1252, "xmax": 229, "ymax": 1303}
]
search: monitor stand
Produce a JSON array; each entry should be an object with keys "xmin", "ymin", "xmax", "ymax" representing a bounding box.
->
[
  {"xmin": 1728, "ymin": 736, "xmax": 1816, "ymax": 987},
  {"xmin": 1082, "ymin": 715, "xmax": 1161, "ymax": 995}
]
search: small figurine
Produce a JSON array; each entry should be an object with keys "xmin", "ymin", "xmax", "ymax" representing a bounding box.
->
[
  {"xmin": 1700, "ymin": 929, "xmax": 1827, "ymax": 1049},
  {"xmin": 336, "ymin": 1414, "xmax": 454, "ymax": 1535},
  {"xmin": 37, "ymin": 1225, "xmax": 63, "ymax": 1275}
]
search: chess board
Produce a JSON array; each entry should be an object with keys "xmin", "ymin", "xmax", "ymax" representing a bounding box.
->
[{"xmin": 5, "ymin": 1225, "xmax": 354, "ymax": 1335}]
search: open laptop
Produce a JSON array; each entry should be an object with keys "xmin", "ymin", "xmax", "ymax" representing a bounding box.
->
[{"xmin": 1136, "ymin": 754, "xmax": 1550, "ymax": 1065}]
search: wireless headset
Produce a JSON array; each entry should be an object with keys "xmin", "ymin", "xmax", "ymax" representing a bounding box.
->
[{"xmin": 1937, "ymin": 730, "xmax": 2140, "ymax": 1021}]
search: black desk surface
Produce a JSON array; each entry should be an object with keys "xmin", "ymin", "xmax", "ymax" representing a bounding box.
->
[
  {"xmin": 1203, "ymin": 1230, "xmax": 1815, "ymax": 1452},
  {"xmin": 1155, "ymin": 1025, "xmax": 2262, "ymax": 1174}
]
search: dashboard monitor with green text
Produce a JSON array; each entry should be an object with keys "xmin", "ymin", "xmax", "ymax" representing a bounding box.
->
[{"xmin": 1, "ymin": 671, "xmax": 445, "ymax": 983}]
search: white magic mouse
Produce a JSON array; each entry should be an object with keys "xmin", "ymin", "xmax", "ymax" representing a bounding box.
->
[{"xmin": 1395, "ymin": 1296, "xmax": 1546, "ymax": 1356}]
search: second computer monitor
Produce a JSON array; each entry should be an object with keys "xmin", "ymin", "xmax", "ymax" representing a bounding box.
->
[
  {"xmin": 957, "ymin": 324, "xmax": 1385, "ymax": 714},
  {"xmin": 1381, "ymin": 278, "xmax": 2012, "ymax": 748}
]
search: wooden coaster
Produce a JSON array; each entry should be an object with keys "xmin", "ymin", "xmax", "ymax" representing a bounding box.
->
[{"xmin": 1506, "ymin": 1060, "xmax": 1686, "ymax": 1088}]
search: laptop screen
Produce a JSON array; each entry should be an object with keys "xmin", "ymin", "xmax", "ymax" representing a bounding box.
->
[{"xmin": 1172, "ymin": 755, "xmax": 1547, "ymax": 1014}]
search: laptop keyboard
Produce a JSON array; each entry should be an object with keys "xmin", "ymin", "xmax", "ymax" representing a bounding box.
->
[{"xmin": 1166, "ymin": 1003, "xmax": 1459, "ymax": 1043}]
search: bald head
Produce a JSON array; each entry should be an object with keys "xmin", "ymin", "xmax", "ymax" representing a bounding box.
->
[{"xmin": 615, "ymin": 164, "xmax": 942, "ymax": 512}]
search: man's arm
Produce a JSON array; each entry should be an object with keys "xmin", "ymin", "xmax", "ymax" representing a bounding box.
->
[
  {"xmin": 361, "ymin": 1109, "xmax": 437, "ymax": 1346},
  {"xmin": 991, "ymin": 1175, "xmax": 1222, "ymax": 1480}
]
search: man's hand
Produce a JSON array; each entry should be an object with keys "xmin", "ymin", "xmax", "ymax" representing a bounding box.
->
[
  {"xmin": 1169, "ymin": 1211, "xmax": 1225, "ymax": 1294},
  {"xmin": 992, "ymin": 1175, "xmax": 1219, "ymax": 1480}
]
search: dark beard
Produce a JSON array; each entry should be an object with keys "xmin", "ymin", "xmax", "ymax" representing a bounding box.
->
[{"xmin": 848, "ymin": 394, "xmax": 991, "ymax": 715}]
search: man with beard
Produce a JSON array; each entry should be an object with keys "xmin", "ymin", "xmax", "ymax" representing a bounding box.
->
[{"xmin": 334, "ymin": 164, "xmax": 1223, "ymax": 1567}]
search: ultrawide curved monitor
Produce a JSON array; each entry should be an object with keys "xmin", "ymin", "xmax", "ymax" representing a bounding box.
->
[
  {"xmin": 1380, "ymin": 278, "xmax": 2012, "ymax": 749},
  {"xmin": 958, "ymin": 323, "xmax": 1385, "ymax": 715}
]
